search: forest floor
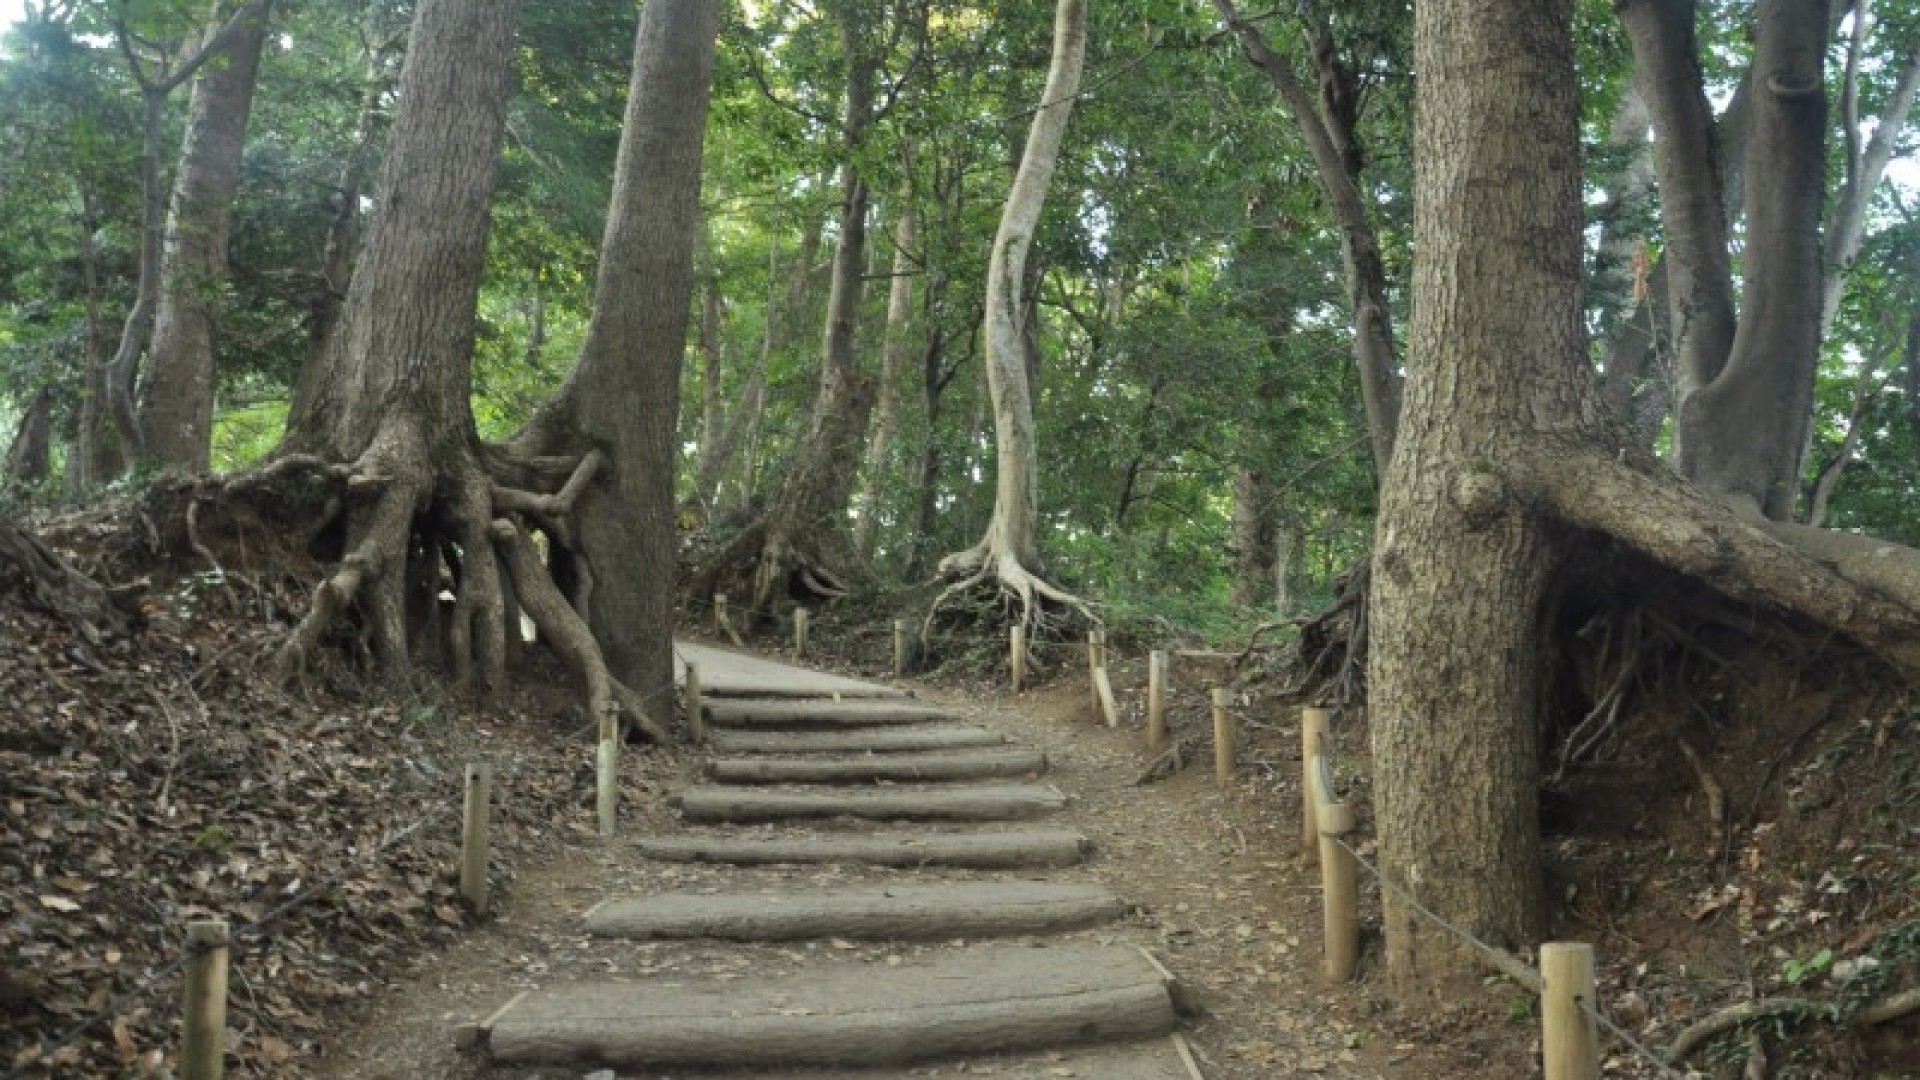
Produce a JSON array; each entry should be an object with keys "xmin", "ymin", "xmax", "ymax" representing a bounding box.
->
[{"xmin": 4, "ymin": 508, "xmax": 1919, "ymax": 1079}]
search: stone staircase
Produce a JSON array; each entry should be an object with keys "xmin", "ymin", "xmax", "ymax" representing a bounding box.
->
[{"xmin": 466, "ymin": 651, "xmax": 1201, "ymax": 1077}]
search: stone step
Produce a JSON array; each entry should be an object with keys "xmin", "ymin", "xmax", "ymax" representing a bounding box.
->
[
  {"xmin": 634, "ymin": 829, "xmax": 1091, "ymax": 869},
  {"xmin": 677, "ymin": 783, "xmax": 1066, "ymax": 823},
  {"xmin": 704, "ymin": 697, "xmax": 955, "ymax": 728},
  {"xmin": 707, "ymin": 749, "xmax": 1046, "ymax": 784},
  {"xmin": 479, "ymin": 944, "xmax": 1182, "ymax": 1070},
  {"xmin": 709, "ymin": 725, "xmax": 1006, "ymax": 755},
  {"xmin": 584, "ymin": 881, "xmax": 1125, "ymax": 941},
  {"xmin": 647, "ymin": 1037, "xmax": 1206, "ymax": 1080}
]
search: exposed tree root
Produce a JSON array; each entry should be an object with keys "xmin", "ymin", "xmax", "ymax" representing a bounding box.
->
[
  {"xmin": 171, "ymin": 431, "xmax": 671, "ymax": 743},
  {"xmin": 0, "ymin": 511, "xmax": 132, "ymax": 643},
  {"xmin": 924, "ymin": 542, "xmax": 1097, "ymax": 658}
]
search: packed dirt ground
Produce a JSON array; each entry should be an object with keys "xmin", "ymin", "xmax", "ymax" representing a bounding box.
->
[{"xmin": 4, "ymin": 508, "xmax": 1920, "ymax": 1079}]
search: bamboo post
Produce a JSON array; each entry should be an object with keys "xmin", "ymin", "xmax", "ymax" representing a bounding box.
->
[
  {"xmin": 1301, "ymin": 707, "xmax": 1330, "ymax": 860},
  {"xmin": 685, "ymin": 662, "xmax": 706, "ymax": 743},
  {"xmin": 793, "ymin": 607, "xmax": 809, "ymax": 657},
  {"xmin": 1146, "ymin": 650, "xmax": 1167, "ymax": 751},
  {"xmin": 1211, "ymin": 688, "xmax": 1234, "ymax": 790},
  {"xmin": 596, "ymin": 706, "xmax": 618, "ymax": 838},
  {"xmin": 1011, "ymin": 625, "xmax": 1027, "ymax": 693},
  {"xmin": 1542, "ymin": 942, "xmax": 1599, "ymax": 1080},
  {"xmin": 180, "ymin": 919, "xmax": 229, "ymax": 1080},
  {"xmin": 459, "ymin": 764, "xmax": 493, "ymax": 914},
  {"xmin": 1086, "ymin": 630, "xmax": 1104, "ymax": 711},
  {"xmin": 1093, "ymin": 665, "xmax": 1120, "ymax": 728},
  {"xmin": 1311, "ymin": 755, "xmax": 1359, "ymax": 981},
  {"xmin": 893, "ymin": 619, "xmax": 907, "ymax": 677}
]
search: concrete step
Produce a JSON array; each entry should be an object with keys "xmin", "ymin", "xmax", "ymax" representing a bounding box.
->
[
  {"xmin": 634, "ymin": 829, "xmax": 1092, "ymax": 869},
  {"xmin": 478, "ymin": 944, "xmax": 1182, "ymax": 1070},
  {"xmin": 584, "ymin": 881, "xmax": 1125, "ymax": 941},
  {"xmin": 707, "ymin": 749, "xmax": 1046, "ymax": 784},
  {"xmin": 704, "ymin": 697, "xmax": 955, "ymax": 728},
  {"xmin": 676, "ymin": 783, "xmax": 1066, "ymax": 823},
  {"xmin": 708, "ymin": 725, "xmax": 1006, "ymax": 755}
]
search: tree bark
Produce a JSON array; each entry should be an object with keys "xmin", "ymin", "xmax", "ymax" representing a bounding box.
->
[
  {"xmin": 4, "ymin": 389, "xmax": 54, "ymax": 489},
  {"xmin": 70, "ymin": 182, "xmax": 122, "ymax": 491},
  {"xmin": 854, "ymin": 184, "xmax": 917, "ymax": 561},
  {"xmin": 933, "ymin": 0, "xmax": 1087, "ymax": 626},
  {"xmin": 1371, "ymin": 0, "xmax": 1591, "ymax": 986},
  {"xmin": 276, "ymin": 0, "xmax": 524, "ymax": 684},
  {"xmin": 141, "ymin": 1, "xmax": 272, "ymax": 472},
  {"xmin": 1616, "ymin": 0, "xmax": 1738, "ymax": 430},
  {"xmin": 1211, "ymin": 0, "xmax": 1403, "ymax": 476},
  {"xmin": 514, "ymin": 0, "xmax": 719, "ymax": 716},
  {"xmin": 1677, "ymin": 0, "xmax": 1829, "ymax": 518}
]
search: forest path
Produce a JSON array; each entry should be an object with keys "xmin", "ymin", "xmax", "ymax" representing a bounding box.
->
[
  {"xmin": 311, "ymin": 642, "xmax": 1389, "ymax": 1080},
  {"xmin": 475, "ymin": 644, "xmax": 1198, "ymax": 1075}
]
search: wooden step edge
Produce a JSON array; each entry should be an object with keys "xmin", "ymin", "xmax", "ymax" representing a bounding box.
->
[{"xmin": 1136, "ymin": 946, "xmax": 1203, "ymax": 1019}]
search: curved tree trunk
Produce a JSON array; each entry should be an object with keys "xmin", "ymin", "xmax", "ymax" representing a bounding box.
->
[
  {"xmin": 1370, "ymin": 0, "xmax": 1590, "ymax": 986},
  {"xmin": 141, "ymin": 1, "xmax": 272, "ymax": 472},
  {"xmin": 1211, "ymin": 0, "xmax": 1402, "ymax": 476},
  {"xmin": 931, "ymin": 0, "xmax": 1088, "ymax": 629}
]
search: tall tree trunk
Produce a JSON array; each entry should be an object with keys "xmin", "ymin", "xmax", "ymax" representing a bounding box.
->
[
  {"xmin": 693, "ymin": 265, "xmax": 725, "ymax": 511},
  {"xmin": 1229, "ymin": 467, "xmax": 1276, "ymax": 607},
  {"xmin": 513, "ymin": 0, "xmax": 719, "ymax": 715},
  {"xmin": 70, "ymin": 183, "xmax": 121, "ymax": 491},
  {"xmin": 140, "ymin": 1, "xmax": 272, "ymax": 472},
  {"xmin": 1370, "ymin": 0, "xmax": 1589, "ymax": 986},
  {"xmin": 104, "ymin": 0, "xmax": 274, "ymax": 468},
  {"xmin": 932, "ymin": 0, "xmax": 1089, "ymax": 628},
  {"xmin": 854, "ymin": 185, "xmax": 917, "ymax": 561},
  {"xmin": 1677, "ymin": 0, "xmax": 1829, "ymax": 518},
  {"xmin": 697, "ymin": 16, "xmax": 880, "ymax": 611},
  {"xmin": 277, "ymin": 0, "xmax": 524, "ymax": 684},
  {"xmin": 1211, "ymin": 0, "xmax": 1402, "ymax": 476},
  {"xmin": 1820, "ymin": 1, "xmax": 1920, "ymax": 340}
]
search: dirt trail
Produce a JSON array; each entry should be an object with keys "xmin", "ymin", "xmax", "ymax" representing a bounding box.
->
[{"xmin": 309, "ymin": 667, "xmax": 1401, "ymax": 1080}]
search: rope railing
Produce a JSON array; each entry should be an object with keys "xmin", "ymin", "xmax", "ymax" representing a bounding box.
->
[{"xmin": 1302, "ymin": 711, "xmax": 1687, "ymax": 1080}]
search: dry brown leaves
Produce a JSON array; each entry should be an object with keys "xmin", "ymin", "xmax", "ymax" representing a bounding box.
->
[{"xmin": 0, "ymin": 533, "xmax": 600, "ymax": 1078}]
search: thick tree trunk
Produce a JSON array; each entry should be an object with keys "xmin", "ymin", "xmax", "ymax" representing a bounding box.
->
[
  {"xmin": 277, "ymin": 0, "xmax": 524, "ymax": 685},
  {"xmin": 1677, "ymin": 0, "xmax": 1829, "ymax": 518},
  {"xmin": 140, "ymin": 2, "xmax": 271, "ymax": 472},
  {"xmin": 514, "ymin": 0, "xmax": 719, "ymax": 716},
  {"xmin": 934, "ymin": 0, "xmax": 1087, "ymax": 627},
  {"xmin": 1371, "ymin": 0, "xmax": 1590, "ymax": 986}
]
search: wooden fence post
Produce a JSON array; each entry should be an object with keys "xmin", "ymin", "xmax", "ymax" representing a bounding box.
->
[
  {"xmin": 1310, "ymin": 755, "xmax": 1359, "ymax": 982},
  {"xmin": 596, "ymin": 706, "xmax": 618, "ymax": 838},
  {"xmin": 1212, "ymin": 688, "xmax": 1234, "ymax": 790},
  {"xmin": 460, "ymin": 764, "xmax": 493, "ymax": 914},
  {"xmin": 793, "ymin": 607, "xmax": 809, "ymax": 657},
  {"xmin": 180, "ymin": 919, "xmax": 229, "ymax": 1080},
  {"xmin": 713, "ymin": 592, "xmax": 727, "ymax": 634},
  {"xmin": 1011, "ymin": 625, "xmax": 1027, "ymax": 693},
  {"xmin": 1087, "ymin": 630, "xmax": 1104, "ymax": 711},
  {"xmin": 686, "ymin": 663, "xmax": 706, "ymax": 743},
  {"xmin": 1093, "ymin": 665, "xmax": 1119, "ymax": 728},
  {"xmin": 1146, "ymin": 650, "xmax": 1167, "ymax": 751},
  {"xmin": 1542, "ymin": 942, "xmax": 1599, "ymax": 1080},
  {"xmin": 893, "ymin": 619, "xmax": 907, "ymax": 677},
  {"xmin": 1301, "ymin": 707, "xmax": 1330, "ymax": 861}
]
